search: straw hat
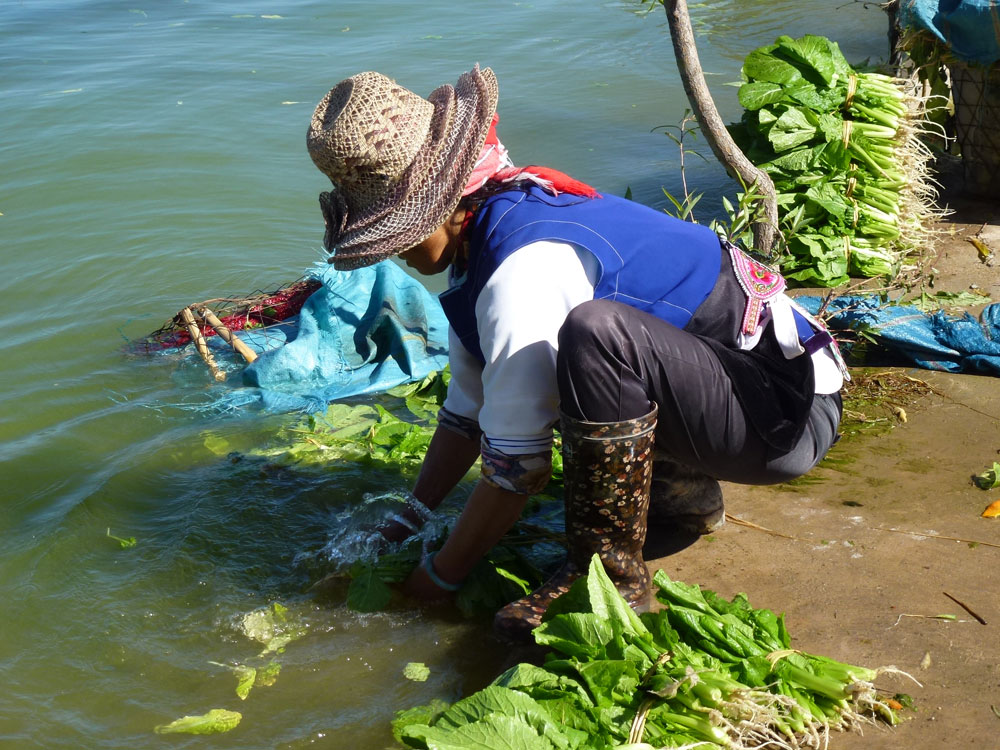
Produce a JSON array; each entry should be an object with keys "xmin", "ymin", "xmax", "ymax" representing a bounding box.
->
[{"xmin": 307, "ymin": 66, "xmax": 499, "ymax": 270}]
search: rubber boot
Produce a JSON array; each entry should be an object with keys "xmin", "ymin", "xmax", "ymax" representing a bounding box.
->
[
  {"xmin": 493, "ymin": 405, "xmax": 657, "ymax": 643},
  {"xmin": 648, "ymin": 452, "xmax": 725, "ymax": 535}
]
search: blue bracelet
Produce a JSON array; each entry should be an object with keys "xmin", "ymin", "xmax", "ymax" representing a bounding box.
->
[{"xmin": 422, "ymin": 552, "xmax": 463, "ymax": 592}]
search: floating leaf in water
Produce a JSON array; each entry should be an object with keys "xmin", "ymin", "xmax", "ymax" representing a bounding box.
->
[
  {"xmin": 106, "ymin": 528, "xmax": 136, "ymax": 549},
  {"xmin": 210, "ymin": 661, "xmax": 261, "ymax": 700},
  {"xmin": 154, "ymin": 708, "xmax": 242, "ymax": 735},
  {"xmin": 239, "ymin": 602, "xmax": 306, "ymax": 655},
  {"xmin": 235, "ymin": 665, "xmax": 256, "ymax": 700},
  {"xmin": 982, "ymin": 499, "xmax": 1000, "ymax": 518},
  {"xmin": 256, "ymin": 661, "xmax": 281, "ymax": 687},
  {"xmin": 203, "ymin": 434, "xmax": 231, "ymax": 455},
  {"xmin": 347, "ymin": 563, "xmax": 393, "ymax": 612},
  {"xmin": 404, "ymin": 662, "xmax": 431, "ymax": 682}
]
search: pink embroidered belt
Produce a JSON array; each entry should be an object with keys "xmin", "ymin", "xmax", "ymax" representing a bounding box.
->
[{"xmin": 725, "ymin": 240, "xmax": 785, "ymax": 337}]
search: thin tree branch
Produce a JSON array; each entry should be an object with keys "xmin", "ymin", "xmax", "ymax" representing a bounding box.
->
[{"xmin": 663, "ymin": 0, "xmax": 779, "ymax": 253}]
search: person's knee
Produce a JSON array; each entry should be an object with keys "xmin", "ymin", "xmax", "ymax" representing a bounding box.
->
[{"xmin": 558, "ymin": 299, "xmax": 622, "ymax": 363}]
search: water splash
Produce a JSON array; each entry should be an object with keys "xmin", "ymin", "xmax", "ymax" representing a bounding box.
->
[{"xmin": 308, "ymin": 490, "xmax": 453, "ymax": 571}]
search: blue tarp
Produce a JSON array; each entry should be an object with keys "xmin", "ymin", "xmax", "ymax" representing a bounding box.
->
[
  {"xmin": 203, "ymin": 260, "xmax": 449, "ymax": 413},
  {"xmin": 899, "ymin": 0, "xmax": 1000, "ymax": 65},
  {"xmin": 798, "ymin": 295, "xmax": 1000, "ymax": 375},
  {"xmin": 182, "ymin": 278, "xmax": 1000, "ymax": 415}
]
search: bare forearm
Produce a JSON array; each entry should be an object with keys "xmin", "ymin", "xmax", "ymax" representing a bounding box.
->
[
  {"xmin": 412, "ymin": 424, "xmax": 482, "ymax": 510},
  {"xmin": 379, "ymin": 425, "xmax": 482, "ymax": 544},
  {"xmin": 405, "ymin": 478, "xmax": 528, "ymax": 596},
  {"xmin": 432, "ymin": 480, "xmax": 527, "ymax": 579}
]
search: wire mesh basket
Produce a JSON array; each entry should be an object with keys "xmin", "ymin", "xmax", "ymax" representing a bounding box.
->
[{"xmin": 948, "ymin": 61, "xmax": 1000, "ymax": 196}]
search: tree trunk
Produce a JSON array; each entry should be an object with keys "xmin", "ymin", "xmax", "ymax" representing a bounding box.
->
[{"xmin": 663, "ymin": 0, "xmax": 779, "ymax": 254}]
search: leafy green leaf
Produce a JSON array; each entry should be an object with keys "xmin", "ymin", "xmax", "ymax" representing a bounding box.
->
[
  {"xmin": 742, "ymin": 47, "xmax": 803, "ymax": 85},
  {"xmin": 203, "ymin": 434, "xmax": 231, "ymax": 455},
  {"xmin": 235, "ymin": 665, "xmax": 256, "ymax": 700},
  {"xmin": 154, "ymin": 708, "xmax": 242, "ymax": 735},
  {"xmin": 429, "ymin": 686, "xmax": 570, "ymax": 749},
  {"xmin": 767, "ymin": 107, "xmax": 817, "ymax": 152},
  {"xmin": 347, "ymin": 563, "xmax": 393, "ymax": 612},
  {"xmin": 239, "ymin": 602, "xmax": 307, "ymax": 655},
  {"xmin": 392, "ymin": 699, "xmax": 451, "ymax": 745},
  {"xmin": 256, "ymin": 660, "xmax": 281, "ymax": 687},
  {"xmin": 574, "ymin": 660, "xmax": 641, "ymax": 708},
  {"xmin": 404, "ymin": 662, "xmax": 431, "ymax": 682},
  {"xmin": 774, "ymin": 34, "xmax": 842, "ymax": 85},
  {"xmin": 738, "ymin": 80, "xmax": 786, "ymax": 111},
  {"xmin": 910, "ymin": 291, "xmax": 991, "ymax": 312},
  {"xmin": 584, "ymin": 555, "xmax": 650, "ymax": 643},
  {"xmin": 973, "ymin": 461, "xmax": 1000, "ymax": 490},
  {"xmin": 405, "ymin": 712, "xmax": 558, "ymax": 750},
  {"xmin": 534, "ymin": 613, "xmax": 612, "ymax": 661}
]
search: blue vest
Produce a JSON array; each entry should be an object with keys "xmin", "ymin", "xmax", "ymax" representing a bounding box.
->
[{"xmin": 439, "ymin": 187, "xmax": 723, "ymax": 363}]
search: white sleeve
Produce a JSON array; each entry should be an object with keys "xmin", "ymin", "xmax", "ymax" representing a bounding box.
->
[
  {"xmin": 475, "ymin": 240, "xmax": 598, "ymax": 455},
  {"xmin": 441, "ymin": 325, "xmax": 485, "ymax": 421}
]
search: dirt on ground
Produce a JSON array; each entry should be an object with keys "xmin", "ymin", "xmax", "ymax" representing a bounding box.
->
[{"xmin": 644, "ymin": 186, "xmax": 1000, "ymax": 749}]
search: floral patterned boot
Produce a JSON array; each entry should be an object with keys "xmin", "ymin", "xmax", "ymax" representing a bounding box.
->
[{"xmin": 493, "ymin": 405, "xmax": 657, "ymax": 643}]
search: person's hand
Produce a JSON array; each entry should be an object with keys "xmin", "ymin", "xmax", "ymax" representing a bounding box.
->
[
  {"xmin": 375, "ymin": 493, "xmax": 432, "ymax": 545},
  {"xmin": 402, "ymin": 554, "xmax": 462, "ymax": 601},
  {"xmin": 377, "ymin": 514, "xmax": 419, "ymax": 545}
]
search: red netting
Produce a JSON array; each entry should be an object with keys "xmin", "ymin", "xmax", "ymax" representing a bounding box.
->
[{"xmin": 135, "ymin": 278, "xmax": 322, "ymax": 353}]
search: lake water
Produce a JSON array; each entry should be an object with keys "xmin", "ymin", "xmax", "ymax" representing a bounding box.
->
[{"xmin": 1, "ymin": 2, "xmax": 887, "ymax": 747}]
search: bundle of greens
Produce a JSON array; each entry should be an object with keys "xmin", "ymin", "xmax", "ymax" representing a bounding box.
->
[
  {"xmin": 729, "ymin": 34, "xmax": 943, "ymax": 286},
  {"xmin": 395, "ymin": 556, "xmax": 909, "ymax": 749}
]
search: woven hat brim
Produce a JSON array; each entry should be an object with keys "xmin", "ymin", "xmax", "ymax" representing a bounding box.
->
[{"xmin": 328, "ymin": 67, "xmax": 499, "ymax": 270}]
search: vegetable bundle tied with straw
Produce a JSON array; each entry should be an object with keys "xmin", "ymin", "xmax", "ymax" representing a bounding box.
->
[
  {"xmin": 395, "ymin": 556, "xmax": 913, "ymax": 750},
  {"xmin": 729, "ymin": 34, "xmax": 945, "ymax": 287}
]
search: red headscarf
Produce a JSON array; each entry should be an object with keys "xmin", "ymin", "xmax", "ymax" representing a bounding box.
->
[{"xmin": 462, "ymin": 114, "xmax": 599, "ymax": 199}]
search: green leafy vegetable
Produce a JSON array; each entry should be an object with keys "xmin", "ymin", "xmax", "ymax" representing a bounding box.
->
[
  {"xmin": 256, "ymin": 660, "xmax": 281, "ymax": 687},
  {"xmin": 240, "ymin": 602, "xmax": 307, "ymax": 655},
  {"xmin": 235, "ymin": 665, "xmax": 256, "ymax": 700},
  {"xmin": 727, "ymin": 33, "xmax": 944, "ymax": 286},
  {"xmin": 395, "ymin": 556, "xmax": 905, "ymax": 748},
  {"xmin": 347, "ymin": 561, "xmax": 394, "ymax": 612},
  {"xmin": 154, "ymin": 708, "xmax": 242, "ymax": 735},
  {"xmin": 974, "ymin": 461, "xmax": 1000, "ymax": 490}
]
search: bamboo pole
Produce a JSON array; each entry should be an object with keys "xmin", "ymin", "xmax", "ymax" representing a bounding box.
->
[
  {"xmin": 198, "ymin": 307, "xmax": 258, "ymax": 364},
  {"xmin": 663, "ymin": 0, "xmax": 779, "ymax": 254},
  {"xmin": 179, "ymin": 307, "xmax": 226, "ymax": 382}
]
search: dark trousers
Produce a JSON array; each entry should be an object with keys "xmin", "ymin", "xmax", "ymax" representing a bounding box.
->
[{"xmin": 556, "ymin": 300, "xmax": 841, "ymax": 485}]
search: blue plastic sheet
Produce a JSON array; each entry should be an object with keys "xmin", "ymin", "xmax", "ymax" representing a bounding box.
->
[
  {"xmin": 899, "ymin": 0, "xmax": 1000, "ymax": 64},
  {"xmin": 798, "ymin": 295, "xmax": 1000, "ymax": 375},
  {"xmin": 205, "ymin": 260, "xmax": 449, "ymax": 413}
]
